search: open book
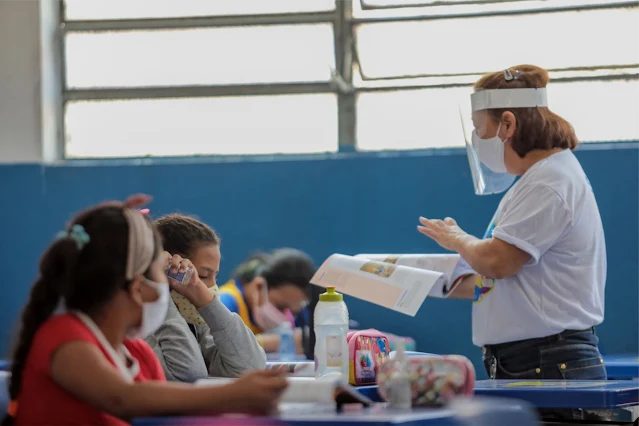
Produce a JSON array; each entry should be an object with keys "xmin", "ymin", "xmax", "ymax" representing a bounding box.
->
[
  {"xmin": 195, "ymin": 377, "xmax": 373, "ymax": 412},
  {"xmin": 310, "ymin": 253, "xmax": 464, "ymax": 316}
]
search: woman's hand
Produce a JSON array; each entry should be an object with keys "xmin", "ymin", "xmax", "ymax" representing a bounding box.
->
[
  {"xmin": 225, "ymin": 370, "xmax": 288, "ymax": 415},
  {"xmin": 417, "ymin": 217, "xmax": 469, "ymax": 252},
  {"xmin": 165, "ymin": 253, "xmax": 215, "ymax": 309}
]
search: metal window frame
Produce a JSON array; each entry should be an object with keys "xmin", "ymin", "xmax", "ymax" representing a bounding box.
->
[{"xmin": 58, "ymin": 0, "xmax": 638, "ymax": 160}]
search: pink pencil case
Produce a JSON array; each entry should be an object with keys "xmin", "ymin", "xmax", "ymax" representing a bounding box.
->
[
  {"xmin": 347, "ymin": 329, "xmax": 390, "ymax": 386},
  {"xmin": 377, "ymin": 354, "xmax": 475, "ymax": 407}
]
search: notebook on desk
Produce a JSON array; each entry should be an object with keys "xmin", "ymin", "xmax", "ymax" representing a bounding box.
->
[{"xmin": 196, "ymin": 377, "xmax": 373, "ymax": 411}]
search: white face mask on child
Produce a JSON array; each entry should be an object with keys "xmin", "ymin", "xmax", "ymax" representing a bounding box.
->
[{"xmin": 128, "ymin": 279, "xmax": 169, "ymax": 339}]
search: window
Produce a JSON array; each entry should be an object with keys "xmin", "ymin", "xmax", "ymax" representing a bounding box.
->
[
  {"xmin": 59, "ymin": 0, "xmax": 638, "ymax": 158},
  {"xmin": 354, "ymin": 0, "xmax": 638, "ymax": 150},
  {"xmin": 355, "ymin": 8, "xmax": 638, "ymax": 80},
  {"xmin": 357, "ymin": 80, "xmax": 639, "ymax": 151},
  {"xmin": 61, "ymin": 0, "xmax": 337, "ymax": 158},
  {"xmin": 65, "ymin": 25, "xmax": 335, "ymax": 88},
  {"xmin": 64, "ymin": 0, "xmax": 335, "ymax": 20},
  {"xmin": 65, "ymin": 95, "xmax": 338, "ymax": 158}
]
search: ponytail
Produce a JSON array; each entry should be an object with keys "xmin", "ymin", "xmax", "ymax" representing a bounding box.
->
[{"xmin": 5, "ymin": 238, "xmax": 78, "ymax": 422}]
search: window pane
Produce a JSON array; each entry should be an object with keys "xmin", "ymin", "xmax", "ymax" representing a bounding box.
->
[
  {"xmin": 64, "ymin": 0, "xmax": 335, "ymax": 20},
  {"xmin": 356, "ymin": 80, "xmax": 639, "ymax": 151},
  {"xmin": 355, "ymin": 0, "xmax": 630, "ymax": 18},
  {"xmin": 65, "ymin": 25, "xmax": 335, "ymax": 88},
  {"xmin": 356, "ymin": 8, "xmax": 639, "ymax": 79},
  {"xmin": 65, "ymin": 95, "xmax": 337, "ymax": 158}
]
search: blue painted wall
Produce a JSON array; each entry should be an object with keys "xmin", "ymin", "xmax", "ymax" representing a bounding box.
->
[{"xmin": 0, "ymin": 144, "xmax": 637, "ymax": 377}]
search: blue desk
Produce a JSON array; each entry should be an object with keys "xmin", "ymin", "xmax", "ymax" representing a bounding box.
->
[
  {"xmin": 357, "ymin": 380, "xmax": 639, "ymax": 410},
  {"xmin": 473, "ymin": 380, "xmax": 639, "ymax": 409},
  {"xmin": 604, "ymin": 355, "xmax": 639, "ymax": 380},
  {"xmin": 133, "ymin": 407, "xmax": 461, "ymax": 426}
]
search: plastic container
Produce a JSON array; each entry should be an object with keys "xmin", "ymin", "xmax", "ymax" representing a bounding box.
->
[
  {"xmin": 378, "ymin": 354, "xmax": 476, "ymax": 407},
  {"xmin": 385, "ymin": 340, "xmax": 412, "ymax": 409},
  {"xmin": 278, "ymin": 321, "xmax": 296, "ymax": 362},
  {"xmin": 314, "ymin": 287, "xmax": 349, "ymax": 380},
  {"xmin": 166, "ymin": 266, "xmax": 194, "ymax": 285}
]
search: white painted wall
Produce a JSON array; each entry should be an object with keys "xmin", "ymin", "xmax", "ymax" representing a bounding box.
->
[
  {"xmin": 0, "ymin": 0, "xmax": 42, "ymax": 163},
  {"xmin": 0, "ymin": 0, "xmax": 59, "ymax": 164}
]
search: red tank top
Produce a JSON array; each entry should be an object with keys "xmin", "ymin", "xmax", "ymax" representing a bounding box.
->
[{"xmin": 15, "ymin": 313, "xmax": 165, "ymax": 425}]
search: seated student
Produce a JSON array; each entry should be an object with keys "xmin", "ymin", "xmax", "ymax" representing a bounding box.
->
[
  {"xmin": 220, "ymin": 249, "xmax": 314, "ymax": 354},
  {"xmin": 147, "ymin": 214, "xmax": 266, "ymax": 382},
  {"xmin": 5, "ymin": 195, "xmax": 286, "ymax": 426}
]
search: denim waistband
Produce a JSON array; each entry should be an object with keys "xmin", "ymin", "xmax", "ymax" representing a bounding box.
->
[{"xmin": 482, "ymin": 327, "xmax": 596, "ymax": 359}]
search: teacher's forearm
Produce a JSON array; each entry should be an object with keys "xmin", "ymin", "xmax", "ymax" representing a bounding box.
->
[
  {"xmin": 447, "ymin": 274, "xmax": 478, "ymax": 300},
  {"xmin": 453, "ymin": 235, "xmax": 503, "ymax": 279}
]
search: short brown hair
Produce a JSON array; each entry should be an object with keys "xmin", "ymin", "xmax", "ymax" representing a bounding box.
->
[{"xmin": 474, "ymin": 64, "xmax": 579, "ymax": 158}]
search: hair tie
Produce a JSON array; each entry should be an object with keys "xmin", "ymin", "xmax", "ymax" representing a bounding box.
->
[
  {"xmin": 504, "ymin": 69, "xmax": 514, "ymax": 81},
  {"xmin": 56, "ymin": 224, "xmax": 90, "ymax": 250}
]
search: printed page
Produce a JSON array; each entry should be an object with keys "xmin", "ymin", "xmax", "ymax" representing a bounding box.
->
[
  {"xmin": 310, "ymin": 254, "xmax": 446, "ymax": 316},
  {"xmin": 356, "ymin": 253, "xmax": 460, "ymax": 281}
]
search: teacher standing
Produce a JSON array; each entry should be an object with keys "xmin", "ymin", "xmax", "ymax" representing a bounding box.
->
[{"xmin": 419, "ymin": 65, "xmax": 606, "ymax": 383}]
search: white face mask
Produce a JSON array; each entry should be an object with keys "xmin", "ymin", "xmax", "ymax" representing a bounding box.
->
[
  {"xmin": 472, "ymin": 122, "xmax": 508, "ymax": 174},
  {"xmin": 128, "ymin": 279, "xmax": 169, "ymax": 339}
]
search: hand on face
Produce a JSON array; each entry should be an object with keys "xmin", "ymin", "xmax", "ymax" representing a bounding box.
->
[
  {"xmin": 164, "ymin": 252, "xmax": 215, "ymax": 309},
  {"xmin": 417, "ymin": 217, "xmax": 468, "ymax": 252}
]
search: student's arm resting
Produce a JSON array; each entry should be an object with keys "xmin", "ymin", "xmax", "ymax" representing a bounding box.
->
[
  {"xmin": 198, "ymin": 297, "xmax": 267, "ymax": 377},
  {"xmin": 145, "ymin": 300, "xmax": 209, "ymax": 382},
  {"xmin": 50, "ymin": 341, "xmax": 285, "ymax": 418}
]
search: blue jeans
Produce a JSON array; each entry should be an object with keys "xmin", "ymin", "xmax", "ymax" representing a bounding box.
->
[{"xmin": 482, "ymin": 328, "xmax": 608, "ymax": 420}]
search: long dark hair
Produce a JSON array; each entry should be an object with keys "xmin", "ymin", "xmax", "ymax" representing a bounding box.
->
[{"xmin": 4, "ymin": 205, "xmax": 161, "ymax": 424}]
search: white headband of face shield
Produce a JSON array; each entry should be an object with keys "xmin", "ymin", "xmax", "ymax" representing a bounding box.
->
[{"xmin": 471, "ymin": 88, "xmax": 548, "ymax": 112}]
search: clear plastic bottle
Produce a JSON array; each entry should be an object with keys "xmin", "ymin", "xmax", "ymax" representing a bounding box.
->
[
  {"xmin": 387, "ymin": 340, "xmax": 412, "ymax": 409},
  {"xmin": 278, "ymin": 321, "xmax": 296, "ymax": 361},
  {"xmin": 314, "ymin": 286, "xmax": 349, "ymax": 380}
]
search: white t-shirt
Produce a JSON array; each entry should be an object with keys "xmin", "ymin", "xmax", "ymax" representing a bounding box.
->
[{"xmin": 471, "ymin": 149, "xmax": 606, "ymax": 347}]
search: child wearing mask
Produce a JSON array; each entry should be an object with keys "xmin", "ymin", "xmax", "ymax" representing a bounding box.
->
[
  {"xmin": 4, "ymin": 196, "xmax": 286, "ymax": 425},
  {"xmin": 147, "ymin": 214, "xmax": 266, "ymax": 382},
  {"xmin": 220, "ymin": 249, "xmax": 314, "ymax": 355}
]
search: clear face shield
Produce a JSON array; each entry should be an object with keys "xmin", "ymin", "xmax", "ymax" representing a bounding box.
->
[{"xmin": 461, "ymin": 86, "xmax": 548, "ymax": 195}]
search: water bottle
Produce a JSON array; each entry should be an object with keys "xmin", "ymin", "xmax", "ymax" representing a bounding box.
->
[
  {"xmin": 278, "ymin": 321, "xmax": 296, "ymax": 361},
  {"xmin": 314, "ymin": 286, "xmax": 349, "ymax": 380}
]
